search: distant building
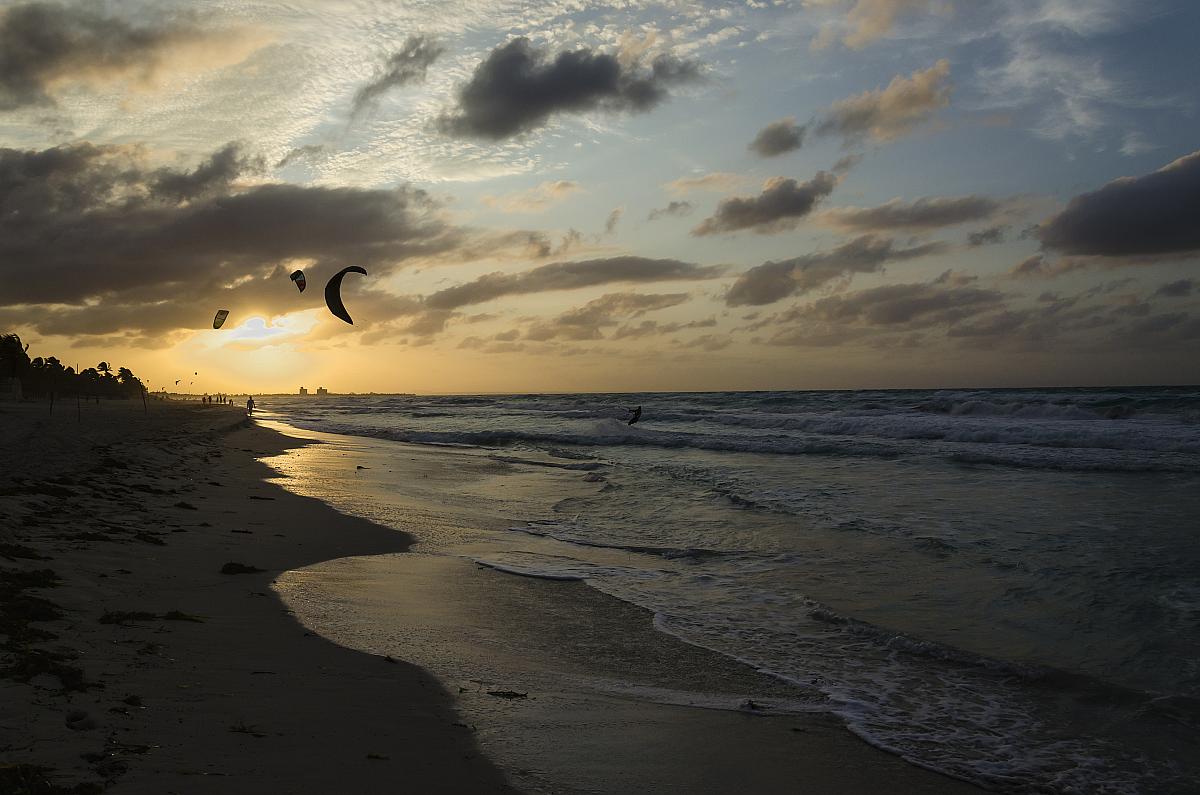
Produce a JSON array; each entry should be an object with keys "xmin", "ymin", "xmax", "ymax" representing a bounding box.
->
[
  {"xmin": 316, "ymin": 386, "xmax": 328, "ymax": 396},
  {"xmin": 299, "ymin": 387, "xmax": 308, "ymax": 395}
]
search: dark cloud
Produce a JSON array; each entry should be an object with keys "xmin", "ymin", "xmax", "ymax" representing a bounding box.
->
[
  {"xmin": 647, "ymin": 200, "xmax": 693, "ymax": 221},
  {"xmin": 1039, "ymin": 150, "xmax": 1200, "ymax": 256},
  {"xmin": 821, "ymin": 195, "xmax": 1003, "ymax": 232},
  {"xmin": 152, "ymin": 143, "xmax": 263, "ymax": 203},
  {"xmin": 0, "ymin": 142, "xmax": 462, "ymax": 335},
  {"xmin": 1155, "ymin": 279, "xmax": 1194, "ymax": 298},
  {"xmin": 814, "ymin": 60, "xmax": 950, "ymax": 144},
  {"xmin": 748, "ymin": 117, "xmax": 805, "ymax": 157},
  {"xmin": 765, "ymin": 281, "xmax": 1004, "ymax": 346},
  {"xmin": 725, "ymin": 235, "xmax": 946, "ymax": 306},
  {"xmin": 932, "ymin": 269, "xmax": 978, "ymax": 286},
  {"xmin": 1124, "ymin": 312, "xmax": 1200, "ymax": 344},
  {"xmin": 0, "ymin": 2, "xmax": 218, "ymax": 110},
  {"xmin": 424, "ymin": 256, "xmax": 724, "ymax": 310},
  {"xmin": 438, "ymin": 37, "xmax": 701, "ymax": 140},
  {"xmin": 352, "ymin": 35, "xmax": 443, "ymax": 117},
  {"xmin": 525, "ymin": 292, "xmax": 689, "ymax": 341},
  {"xmin": 1011, "ymin": 254, "xmax": 1046, "ymax": 278},
  {"xmin": 1007, "ymin": 254, "xmax": 1089, "ymax": 280},
  {"xmin": 692, "ymin": 172, "xmax": 837, "ymax": 236},
  {"xmin": 968, "ymin": 224, "xmax": 1009, "ymax": 247},
  {"xmin": 755, "ymin": 273, "xmax": 1200, "ymax": 354},
  {"xmin": 604, "ymin": 207, "xmax": 623, "ymax": 235}
]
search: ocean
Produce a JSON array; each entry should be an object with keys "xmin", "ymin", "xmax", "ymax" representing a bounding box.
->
[{"xmin": 259, "ymin": 387, "xmax": 1200, "ymax": 793}]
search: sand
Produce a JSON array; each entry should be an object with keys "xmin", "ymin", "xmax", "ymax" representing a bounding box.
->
[
  {"xmin": 1, "ymin": 400, "xmax": 980, "ymax": 793},
  {"xmin": 0, "ymin": 400, "xmax": 507, "ymax": 793}
]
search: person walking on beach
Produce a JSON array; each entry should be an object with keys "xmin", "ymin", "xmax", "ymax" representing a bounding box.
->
[{"xmin": 246, "ymin": 396, "xmax": 255, "ymax": 414}]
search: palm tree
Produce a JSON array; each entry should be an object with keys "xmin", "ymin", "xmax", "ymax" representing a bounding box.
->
[{"xmin": 1, "ymin": 334, "xmax": 30, "ymax": 378}]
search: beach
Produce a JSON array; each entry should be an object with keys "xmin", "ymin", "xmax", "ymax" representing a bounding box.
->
[{"xmin": 0, "ymin": 400, "xmax": 984, "ymax": 793}]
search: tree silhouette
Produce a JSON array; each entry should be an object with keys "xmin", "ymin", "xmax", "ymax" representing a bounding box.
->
[
  {"xmin": 0, "ymin": 334, "xmax": 29, "ymax": 378},
  {"xmin": 1, "ymin": 333, "xmax": 148, "ymax": 399}
]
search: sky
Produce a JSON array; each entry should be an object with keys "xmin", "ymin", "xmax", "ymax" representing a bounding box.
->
[{"xmin": 0, "ymin": 0, "xmax": 1197, "ymax": 394}]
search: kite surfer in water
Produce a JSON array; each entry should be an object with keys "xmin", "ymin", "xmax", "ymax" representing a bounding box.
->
[{"xmin": 627, "ymin": 406, "xmax": 642, "ymax": 426}]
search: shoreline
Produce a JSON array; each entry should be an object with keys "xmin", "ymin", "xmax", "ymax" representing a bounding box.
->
[
  {"xmin": 257, "ymin": 415, "xmax": 983, "ymax": 793},
  {"xmin": 3, "ymin": 401, "xmax": 978, "ymax": 793}
]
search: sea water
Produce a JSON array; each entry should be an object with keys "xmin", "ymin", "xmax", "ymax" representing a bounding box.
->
[{"xmin": 261, "ymin": 388, "xmax": 1200, "ymax": 793}]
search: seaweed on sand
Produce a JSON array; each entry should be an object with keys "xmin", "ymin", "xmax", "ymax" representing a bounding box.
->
[
  {"xmin": 0, "ymin": 568, "xmax": 91, "ymax": 691},
  {"xmin": 0, "ymin": 764, "xmax": 104, "ymax": 795}
]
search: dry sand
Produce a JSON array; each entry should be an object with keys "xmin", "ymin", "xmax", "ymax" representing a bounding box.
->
[
  {"xmin": 1, "ymin": 400, "xmax": 980, "ymax": 794},
  {"xmin": 0, "ymin": 400, "xmax": 507, "ymax": 793}
]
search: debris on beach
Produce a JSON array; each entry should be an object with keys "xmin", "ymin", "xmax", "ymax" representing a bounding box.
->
[
  {"xmin": 228, "ymin": 722, "xmax": 266, "ymax": 738},
  {"xmin": 65, "ymin": 709, "xmax": 96, "ymax": 731},
  {"xmin": 484, "ymin": 686, "xmax": 528, "ymax": 701},
  {"xmin": 162, "ymin": 610, "xmax": 204, "ymax": 622},
  {"xmin": 99, "ymin": 611, "xmax": 157, "ymax": 625},
  {"xmin": 0, "ymin": 543, "xmax": 45, "ymax": 561},
  {"xmin": 172, "ymin": 501, "xmax": 197, "ymax": 510},
  {"xmin": 220, "ymin": 562, "xmax": 266, "ymax": 575},
  {"xmin": 366, "ymin": 753, "xmax": 390, "ymax": 761}
]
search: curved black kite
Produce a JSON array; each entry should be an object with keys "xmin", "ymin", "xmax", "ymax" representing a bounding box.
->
[{"xmin": 325, "ymin": 266, "xmax": 367, "ymax": 325}]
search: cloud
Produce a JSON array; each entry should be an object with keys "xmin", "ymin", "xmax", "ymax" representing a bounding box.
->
[
  {"xmin": 438, "ymin": 37, "xmax": 702, "ymax": 140},
  {"xmin": 525, "ymin": 292, "xmax": 689, "ymax": 341},
  {"xmin": 1039, "ymin": 149, "xmax": 1200, "ymax": 257},
  {"xmin": 819, "ymin": 195, "xmax": 1003, "ymax": 232},
  {"xmin": 808, "ymin": 0, "xmax": 939, "ymax": 51},
  {"xmin": 351, "ymin": 35, "xmax": 443, "ymax": 117},
  {"xmin": 764, "ymin": 280, "xmax": 1007, "ymax": 347},
  {"xmin": 612, "ymin": 317, "xmax": 716, "ymax": 339},
  {"xmin": 815, "ymin": 59, "xmax": 951, "ymax": 143},
  {"xmin": 664, "ymin": 172, "xmax": 741, "ymax": 196},
  {"xmin": 604, "ymin": 207, "xmax": 623, "ymax": 235},
  {"xmin": 725, "ymin": 235, "xmax": 947, "ymax": 306},
  {"xmin": 423, "ymin": 256, "xmax": 724, "ymax": 310},
  {"xmin": 755, "ymin": 269, "xmax": 1200, "ymax": 353},
  {"xmin": 749, "ymin": 117, "xmax": 805, "ymax": 157},
  {"xmin": 1155, "ymin": 279, "xmax": 1194, "ymax": 298},
  {"xmin": 0, "ymin": 141, "xmax": 462, "ymax": 336},
  {"xmin": 968, "ymin": 225, "xmax": 1009, "ymax": 247},
  {"xmin": 275, "ymin": 144, "xmax": 328, "ymax": 169},
  {"xmin": 802, "ymin": 282, "xmax": 1005, "ymax": 326},
  {"xmin": 482, "ymin": 180, "xmax": 581, "ymax": 213},
  {"xmin": 977, "ymin": 6, "xmax": 1163, "ymax": 144},
  {"xmin": 0, "ymin": 2, "xmax": 257, "ymax": 110},
  {"xmin": 1007, "ymin": 253, "xmax": 1089, "ymax": 279},
  {"xmin": 692, "ymin": 172, "xmax": 838, "ymax": 236},
  {"xmin": 681, "ymin": 334, "xmax": 731, "ymax": 351},
  {"xmin": 1120, "ymin": 131, "xmax": 1158, "ymax": 157},
  {"xmin": 152, "ymin": 143, "xmax": 264, "ymax": 203},
  {"xmin": 647, "ymin": 201, "xmax": 693, "ymax": 221}
]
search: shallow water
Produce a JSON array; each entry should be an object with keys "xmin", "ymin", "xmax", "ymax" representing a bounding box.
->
[{"xmin": 260, "ymin": 388, "xmax": 1200, "ymax": 792}]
